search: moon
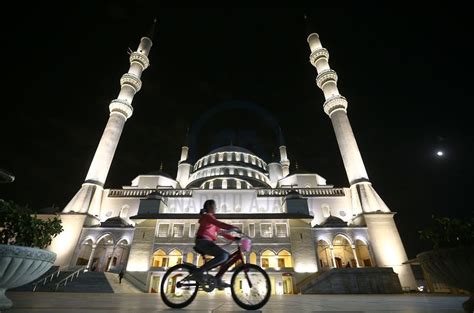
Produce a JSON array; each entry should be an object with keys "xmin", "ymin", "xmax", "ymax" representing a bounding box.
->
[{"xmin": 436, "ymin": 151, "xmax": 444, "ymax": 157}]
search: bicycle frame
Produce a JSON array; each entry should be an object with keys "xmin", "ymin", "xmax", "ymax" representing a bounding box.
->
[{"xmin": 214, "ymin": 244, "xmax": 245, "ymax": 279}]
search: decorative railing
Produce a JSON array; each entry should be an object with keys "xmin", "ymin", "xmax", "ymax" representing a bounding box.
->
[
  {"xmin": 54, "ymin": 266, "xmax": 86, "ymax": 291},
  {"xmin": 32, "ymin": 268, "xmax": 61, "ymax": 292},
  {"xmin": 108, "ymin": 187, "xmax": 344, "ymax": 198},
  {"xmin": 257, "ymin": 188, "xmax": 345, "ymax": 197},
  {"xmin": 108, "ymin": 188, "xmax": 193, "ymax": 198}
]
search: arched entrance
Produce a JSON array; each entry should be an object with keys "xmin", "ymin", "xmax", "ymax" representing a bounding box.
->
[
  {"xmin": 317, "ymin": 240, "xmax": 333, "ymax": 268},
  {"xmin": 355, "ymin": 239, "xmax": 372, "ymax": 267},
  {"xmin": 76, "ymin": 238, "xmax": 93, "ymax": 266},
  {"xmin": 106, "ymin": 238, "xmax": 130, "ymax": 271},
  {"xmin": 94, "ymin": 234, "xmax": 115, "ymax": 272},
  {"xmin": 332, "ymin": 235, "xmax": 357, "ymax": 268}
]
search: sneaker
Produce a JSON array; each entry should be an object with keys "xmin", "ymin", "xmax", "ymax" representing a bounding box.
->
[{"xmin": 216, "ymin": 279, "xmax": 230, "ymax": 290}]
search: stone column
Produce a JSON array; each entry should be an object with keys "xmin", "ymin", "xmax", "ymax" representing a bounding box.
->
[
  {"xmin": 351, "ymin": 244, "xmax": 360, "ymax": 267},
  {"xmin": 330, "ymin": 246, "xmax": 336, "ymax": 268},
  {"xmin": 107, "ymin": 246, "xmax": 117, "ymax": 271},
  {"xmin": 86, "ymin": 244, "xmax": 97, "ymax": 270}
]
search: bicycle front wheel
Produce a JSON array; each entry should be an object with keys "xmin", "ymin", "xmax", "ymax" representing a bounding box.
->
[
  {"xmin": 160, "ymin": 263, "xmax": 198, "ymax": 309},
  {"xmin": 230, "ymin": 264, "xmax": 271, "ymax": 310}
]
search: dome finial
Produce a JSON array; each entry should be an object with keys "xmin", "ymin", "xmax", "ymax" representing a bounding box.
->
[{"xmin": 159, "ymin": 161, "xmax": 163, "ymax": 171}]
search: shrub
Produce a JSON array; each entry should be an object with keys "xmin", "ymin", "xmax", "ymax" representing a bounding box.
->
[
  {"xmin": 419, "ymin": 216, "xmax": 474, "ymax": 249},
  {"xmin": 0, "ymin": 200, "xmax": 63, "ymax": 249}
]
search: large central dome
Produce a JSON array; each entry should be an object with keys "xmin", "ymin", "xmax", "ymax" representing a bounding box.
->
[
  {"xmin": 208, "ymin": 145, "xmax": 255, "ymax": 155},
  {"xmin": 185, "ymin": 145, "xmax": 271, "ymax": 189}
]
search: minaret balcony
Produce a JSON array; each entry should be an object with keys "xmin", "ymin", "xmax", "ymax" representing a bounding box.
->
[
  {"xmin": 310, "ymin": 48, "xmax": 329, "ymax": 65},
  {"xmin": 316, "ymin": 69, "xmax": 338, "ymax": 88},
  {"xmin": 323, "ymin": 95, "xmax": 348, "ymax": 116},
  {"xmin": 120, "ymin": 73, "xmax": 142, "ymax": 92},
  {"xmin": 109, "ymin": 99, "xmax": 133, "ymax": 119},
  {"xmin": 129, "ymin": 51, "xmax": 150, "ymax": 69}
]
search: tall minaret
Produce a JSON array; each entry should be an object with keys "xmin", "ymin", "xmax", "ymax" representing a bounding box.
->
[
  {"xmin": 63, "ymin": 20, "xmax": 156, "ymax": 216},
  {"xmin": 278, "ymin": 126, "xmax": 290, "ymax": 177},
  {"xmin": 306, "ymin": 31, "xmax": 416, "ymax": 290},
  {"xmin": 176, "ymin": 128, "xmax": 192, "ymax": 187}
]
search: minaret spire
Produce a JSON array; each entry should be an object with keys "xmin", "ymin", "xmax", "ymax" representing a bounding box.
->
[
  {"xmin": 63, "ymin": 21, "xmax": 155, "ymax": 215},
  {"xmin": 305, "ymin": 31, "xmax": 416, "ymax": 290},
  {"xmin": 146, "ymin": 18, "xmax": 157, "ymax": 41},
  {"xmin": 176, "ymin": 127, "xmax": 192, "ymax": 188},
  {"xmin": 278, "ymin": 126, "xmax": 290, "ymax": 177}
]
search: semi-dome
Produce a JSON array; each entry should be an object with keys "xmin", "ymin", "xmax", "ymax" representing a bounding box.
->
[
  {"xmin": 317, "ymin": 215, "xmax": 347, "ymax": 227},
  {"xmin": 185, "ymin": 145, "xmax": 271, "ymax": 189},
  {"xmin": 100, "ymin": 216, "xmax": 132, "ymax": 228}
]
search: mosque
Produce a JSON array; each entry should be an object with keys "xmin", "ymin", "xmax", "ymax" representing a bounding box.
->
[{"xmin": 43, "ymin": 20, "xmax": 417, "ymax": 295}]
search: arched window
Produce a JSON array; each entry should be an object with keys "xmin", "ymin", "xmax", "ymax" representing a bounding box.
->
[
  {"xmin": 186, "ymin": 252, "xmax": 194, "ymax": 264},
  {"xmin": 119, "ymin": 205, "xmax": 129, "ymax": 219},
  {"xmin": 260, "ymin": 250, "xmax": 276, "ymax": 269},
  {"xmin": 151, "ymin": 249, "xmax": 182, "ymax": 268},
  {"xmin": 151, "ymin": 249, "xmax": 167, "ymax": 267},
  {"xmin": 249, "ymin": 252, "xmax": 257, "ymax": 265},
  {"xmin": 277, "ymin": 250, "xmax": 293, "ymax": 268}
]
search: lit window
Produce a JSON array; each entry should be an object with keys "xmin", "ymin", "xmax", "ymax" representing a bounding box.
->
[
  {"xmin": 210, "ymin": 155, "xmax": 216, "ymax": 163},
  {"xmin": 260, "ymin": 223, "xmax": 273, "ymax": 238},
  {"xmin": 276, "ymin": 223, "xmax": 288, "ymax": 238},
  {"xmin": 229, "ymin": 168, "xmax": 234, "ymax": 175},
  {"xmin": 226, "ymin": 153, "xmax": 232, "ymax": 161},
  {"xmin": 209, "ymin": 181, "xmax": 214, "ymax": 189},
  {"xmin": 218, "ymin": 153, "xmax": 224, "ymax": 161},
  {"xmin": 222, "ymin": 179, "xmax": 227, "ymax": 189},
  {"xmin": 172, "ymin": 224, "xmax": 184, "ymax": 238},
  {"xmin": 248, "ymin": 223, "xmax": 255, "ymax": 237},
  {"xmin": 189, "ymin": 223, "xmax": 196, "ymax": 237},
  {"xmin": 236, "ymin": 180, "xmax": 241, "ymax": 189},
  {"xmin": 157, "ymin": 224, "xmax": 169, "ymax": 237},
  {"xmin": 236, "ymin": 153, "xmax": 241, "ymax": 161},
  {"xmin": 244, "ymin": 154, "xmax": 249, "ymax": 163}
]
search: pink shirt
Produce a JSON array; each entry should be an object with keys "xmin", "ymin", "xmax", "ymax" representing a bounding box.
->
[{"xmin": 196, "ymin": 213, "xmax": 234, "ymax": 241}]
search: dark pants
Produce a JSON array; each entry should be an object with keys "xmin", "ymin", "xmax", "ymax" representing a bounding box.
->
[{"xmin": 194, "ymin": 239, "xmax": 230, "ymax": 273}]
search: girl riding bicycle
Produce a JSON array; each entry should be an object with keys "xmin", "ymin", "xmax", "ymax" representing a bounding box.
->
[{"xmin": 190, "ymin": 199, "xmax": 240, "ymax": 289}]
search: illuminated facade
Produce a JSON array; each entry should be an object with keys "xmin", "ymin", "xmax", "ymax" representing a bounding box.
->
[{"xmin": 47, "ymin": 24, "xmax": 417, "ymax": 295}]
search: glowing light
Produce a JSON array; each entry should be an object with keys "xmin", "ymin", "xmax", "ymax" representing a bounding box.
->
[{"xmin": 436, "ymin": 151, "xmax": 444, "ymax": 157}]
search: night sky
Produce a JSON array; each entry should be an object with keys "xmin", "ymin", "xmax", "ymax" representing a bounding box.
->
[{"xmin": 1, "ymin": 4, "xmax": 473, "ymax": 258}]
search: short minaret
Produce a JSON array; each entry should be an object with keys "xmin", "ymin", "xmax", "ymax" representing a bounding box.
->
[
  {"xmin": 306, "ymin": 31, "xmax": 416, "ymax": 290},
  {"xmin": 278, "ymin": 126, "xmax": 290, "ymax": 177},
  {"xmin": 176, "ymin": 128, "xmax": 192, "ymax": 187},
  {"xmin": 63, "ymin": 20, "xmax": 156, "ymax": 216}
]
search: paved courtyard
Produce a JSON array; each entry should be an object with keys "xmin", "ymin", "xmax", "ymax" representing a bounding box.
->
[{"xmin": 5, "ymin": 292, "xmax": 468, "ymax": 312}]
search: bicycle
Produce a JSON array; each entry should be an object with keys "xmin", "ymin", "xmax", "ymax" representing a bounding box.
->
[{"xmin": 160, "ymin": 230, "xmax": 271, "ymax": 310}]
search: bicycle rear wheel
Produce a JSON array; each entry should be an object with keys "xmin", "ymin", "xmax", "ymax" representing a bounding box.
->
[
  {"xmin": 160, "ymin": 263, "xmax": 198, "ymax": 309},
  {"xmin": 230, "ymin": 264, "xmax": 271, "ymax": 310}
]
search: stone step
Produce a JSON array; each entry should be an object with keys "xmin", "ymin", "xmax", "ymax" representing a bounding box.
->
[{"xmin": 56, "ymin": 272, "xmax": 114, "ymax": 293}]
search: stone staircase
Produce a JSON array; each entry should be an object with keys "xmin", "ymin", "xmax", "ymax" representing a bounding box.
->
[
  {"xmin": 299, "ymin": 267, "xmax": 403, "ymax": 294},
  {"xmin": 55, "ymin": 272, "xmax": 114, "ymax": 293}
]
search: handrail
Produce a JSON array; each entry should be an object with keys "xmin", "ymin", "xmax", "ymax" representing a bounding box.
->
[
  {"xmin": 54, "ymin": 266, "xmax": 86, "ymax": 291},
  {"xmin": 32, "ymin": 268, "xmax": 61, "ymax": 292}
]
